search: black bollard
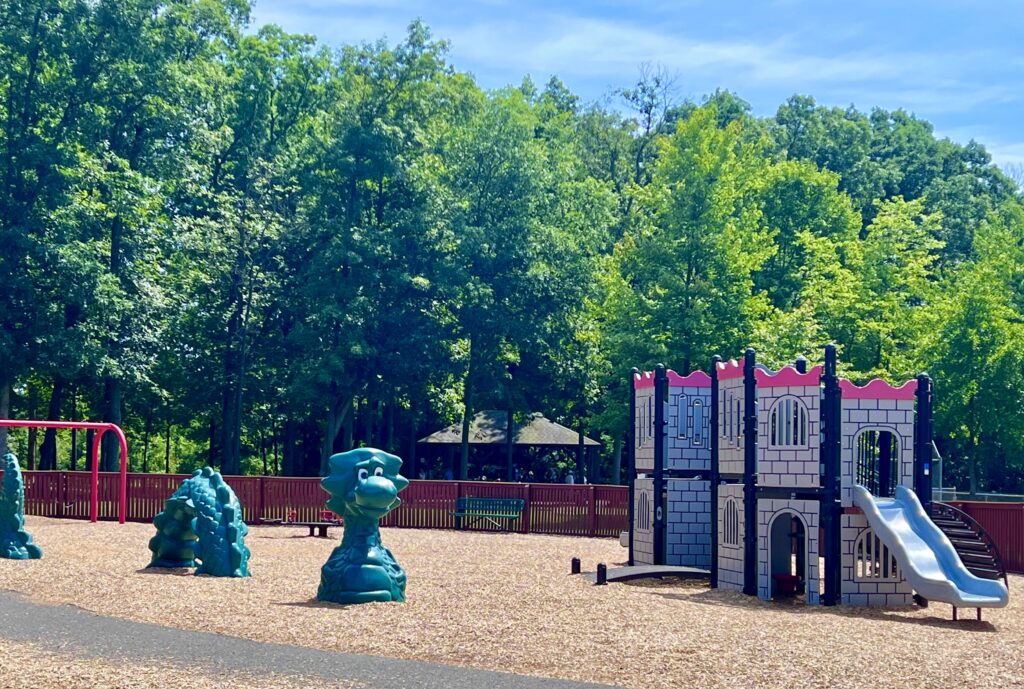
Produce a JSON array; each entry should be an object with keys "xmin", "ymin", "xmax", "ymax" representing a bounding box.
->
[
  {"xmin": 570, "ymin": 557, "xmax": 581, "ymax": 575},
  {"xmin": 596, "ymin": 562, "xmax": 607, "ymax": 585}
]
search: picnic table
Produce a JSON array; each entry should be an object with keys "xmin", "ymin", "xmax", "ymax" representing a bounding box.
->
[
  {"xmin": 452, "ymin": 496, "xmax": 525, "ymax": 531},
  {"xmin": 263, "ymin": 510, "xmax": 343, "ymax": 537},
  {"xmin": 291, "ymin": 521, "xmax": 340, "ymax": 538}
]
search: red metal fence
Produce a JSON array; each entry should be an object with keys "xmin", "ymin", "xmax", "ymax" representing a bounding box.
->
[
  {"xmin": 949, "ymin": 501, "xmax": 1024, "ymax": 574},
  {"xmin": 10, "ymin": 471, "xmax": 628, "ymax": 538}
]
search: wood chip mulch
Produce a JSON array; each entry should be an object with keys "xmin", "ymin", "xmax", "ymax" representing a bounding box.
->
[{"xmin": 1, "ymin": 517, "xmax": 1022, "ymax": 689}]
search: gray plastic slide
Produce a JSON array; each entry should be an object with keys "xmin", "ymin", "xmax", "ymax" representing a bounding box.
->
[{"xmin": 853, "ymin": 485, "xmax": 1008, "ymax": 608}]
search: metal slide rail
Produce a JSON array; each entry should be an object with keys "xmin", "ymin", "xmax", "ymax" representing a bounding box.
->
[
  {"xmin": 932, "ymin": 500, "xmax": 1008, "ymax": 586},
  {"xmin": 0, "ymin": 420, "xmax": 128, "ymax": 523}
]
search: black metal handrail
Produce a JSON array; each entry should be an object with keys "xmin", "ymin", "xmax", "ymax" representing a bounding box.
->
[{"xmin": 932, "ymin": 501, "xmax": 1008, "ymax": 587}]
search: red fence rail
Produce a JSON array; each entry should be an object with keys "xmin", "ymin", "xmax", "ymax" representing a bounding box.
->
[
  {"xmin": 7, "ymin": 471, "xmax": 628, "ymax": 538},
  {"xmin": 949, "ymin": 501, "xmax": 1024, "ymax": 575},
  {"xmin": 8, "ymin": 472, "xmax": 1023, "ymax": 564}
]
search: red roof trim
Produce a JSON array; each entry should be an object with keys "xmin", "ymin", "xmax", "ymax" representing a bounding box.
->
[
  {"xmin": 716, "ymin": 358, "xmax": 744, "ymax": 380},
  {"xmin": 839, "ymin": 378, "xmax": 917, "ymax": 400},
  {"xmin": 633, "ymin": 369, "xmax": 711, "ymax": 389}
]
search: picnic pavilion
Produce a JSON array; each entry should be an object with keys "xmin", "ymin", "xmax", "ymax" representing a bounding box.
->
[{"xmin": 415, "ymin": 410, "xmax": 601, "ymax": 482}]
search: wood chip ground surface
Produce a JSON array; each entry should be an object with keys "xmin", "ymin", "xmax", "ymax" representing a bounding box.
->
[{"xmin": 1, "ymin": 517, "xmax": 1021, "ymax": 689}]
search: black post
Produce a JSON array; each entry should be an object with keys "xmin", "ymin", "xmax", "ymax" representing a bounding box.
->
[
  {"xmin": 653, "ymin": 365, "xmax": 668, "ymax": 566},
  {"xmin": 506, "ymin": 409, "xmax": 515, "ymax": 482},
  {"xmin": 878, "ymin": 432, "xmax": 893, "ymax": 497},
  {"xmin": 821, "ymin": 344, "xmax": 842, "ymax": 606},
  {"xmin": 628, "ymin": 368, "xmax": 639, "ymax": 566},
  {"xmin": 596, "ymin": 562, "xmax": 607, "ymax": 585},
  {"xmin": 571, "ymin": 557, "xmax": 581, "ymax": 575},
  {"xmin": 915, "ymin": 373, "xmax": 934, "ymax": 512},
  {"xmin": 794, "ymin": 355, "xmax": 808, "ymax": 374},
  {"xmin": 710, "ymin": 355, "xmax": 721, "ymax": 588},
  {"xmin": 742, "ymin": 349, "xmax": 758, "ymax": 596}
]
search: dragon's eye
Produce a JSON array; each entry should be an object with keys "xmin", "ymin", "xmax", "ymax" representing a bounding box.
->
[
  {"xmin": 358, "ymin": 468, "xmax": 369, "ymax": 481},
  {"xmin": 374, "ymin": 467, "xmax": 384, "ymax": 477}
]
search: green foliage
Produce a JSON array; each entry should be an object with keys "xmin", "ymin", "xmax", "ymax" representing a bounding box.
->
[{"xmin": 3, "ymin": 7, "xmax": 1022, "ymax": 492}]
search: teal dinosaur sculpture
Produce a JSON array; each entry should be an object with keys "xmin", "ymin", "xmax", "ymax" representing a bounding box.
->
[
  {"xmin": 148, "ymin": 467, "xmax": 250, "ymax": 577},
  {"xmin": 317, "ymin": 448, "xmax": 409, "ymax": 604},
  {"xmin": 0, "ymin": 453, "xmax": 42, "ymax": 560}
]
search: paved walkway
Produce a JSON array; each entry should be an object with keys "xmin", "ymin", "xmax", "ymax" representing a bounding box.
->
[{"xmin": 0, "ymin": 591, "xmax": 618, "ymax": 689}]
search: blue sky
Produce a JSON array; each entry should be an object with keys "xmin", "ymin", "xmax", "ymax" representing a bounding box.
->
[{"xmin": 250, "ymin": 0, "xmax": 1024, "ymax": 169}]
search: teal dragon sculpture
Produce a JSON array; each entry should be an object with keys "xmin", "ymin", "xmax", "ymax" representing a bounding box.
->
[
  {"xmin": 317, "ymin": 448, "xmax": 409, "ymax": 604},
  {"xmin": 0, "ymin": 453, "xmax": 42, "ymax": 559},
  {"xmin": 147, "ymin": 467, "xmax": 250, "ymax": 577}
]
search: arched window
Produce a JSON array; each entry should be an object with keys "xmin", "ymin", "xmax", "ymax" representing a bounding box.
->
[
  {"xmin": 692, "ymin": 399, "xmax": 705, "ymax": 446},
  {"xmin": 854, "ymin": 529, "xmax": 901, "ymax": 582},
  {"xmin": 855, "ymin": 430, "xmax": 899, "ymax": 497},
  {"xmin": 722, "ymin": 499, "xmax": 739, "ymax": 546},
  {"xmin": 722, "ymin": 394, "xmax": 729, "ymax": 440},
  {"xmin": 735, "ymin": 398, "xmax": 741, "ymax": 440},
  {"xmin": 677, "ymin": 394, "xmax": 688, "ymax": 438},
  {"xmin": 637, "ymin": 490, "xmax": 651, "ymax": 531},
  {"xmin": 769, "ymin": 396, "xmax": 808, "ymax": 448}
]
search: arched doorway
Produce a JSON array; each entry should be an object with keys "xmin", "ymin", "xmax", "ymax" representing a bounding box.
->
[{"xmin": 769, "ymin": 511, "xmax": 807, "ymax": 600}]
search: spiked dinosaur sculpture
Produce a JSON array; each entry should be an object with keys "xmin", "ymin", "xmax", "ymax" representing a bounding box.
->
[
  {"xmin": 147, "ymin": 467, "xmax": 250, "ymax": 577},
  {"xmin": 0, "ymin": 453, "xmax": 42, "ymax": 559}
]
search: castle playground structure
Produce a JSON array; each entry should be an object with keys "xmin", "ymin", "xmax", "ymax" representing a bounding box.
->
[{"xmin": 627, "ymin": 345, "xmax": 1008, "ymax": 615}]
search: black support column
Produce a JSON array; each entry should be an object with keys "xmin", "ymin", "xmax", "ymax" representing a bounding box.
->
[
  {"xmin": 742, "ymin": 349, "xmax": 758, "ymax": 596},
  {"xmin": 710, "ymin": 355, "xmax": 721, "ymax": 588},
  {"xmin": 653, "ymin": 364, "xmax": 668, "ymax": 566},
  {"xmin": 628, "ymin": 367, "xmax": 639, "ymax": 566},
  {"xmin": 914, "ymin": 373, "xmax": 934, "ymax": 512},
  {"xmin": 820, "ymin": 344, "xmax": 842, "ymax": 606}
]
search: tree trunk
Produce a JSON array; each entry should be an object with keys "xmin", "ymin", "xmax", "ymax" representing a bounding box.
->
[
  {"xmin": 0, "ymin": 376, "xmax": 9, "ymax": 455},
  {"xmin": 164, "ymin": 419, "xmax": 171, "ymax": 473},
  {"xmin": 408, "ymin": 416, "xmax": 418, "ymax": 477},
  {"xmin": 282, "ymin": 417, "xmax": 297, "ymax": 477},
  {"xmin": 611, "ymin": 435, "xmax": 623, "ymax": 485},
  {"xmin": 272, "ymin": 418, "xmax": 279, "ymax": 475},
  {"xmin": 39, "ymin": 377, "xmax": 65, "ymax": 470},
  {"xmin": 459, "ymin": 341, "xmax": 474, "ymax": 480},
  {"xmin": 141, "ymin": 415, "xmax": 151, "ymax": 473},
  {"xmin": 27, "ymin": 384, "xmax": 38, "ymax": 470},
  {"xmin": 85, "ymin": 429, "xmax": 95, "ymax": 472},
  {"xmin": 506, "ymin": 408, "xmax": 515, "ymax": 482},
  {"xmin": 69, "ymin": 389, "xmax": 77, "ymax": 471},
  {"xmin": 363, "ymin": 396, "xmax": 375, "ymax": 448},
  {"xmin": 100, "ymin": 377, "xmax": 122, "ymax": 472},
  {"xmin": 343, "ymin": 400, "xmax": 354, "ymax": 451},
  {"xmin": 208, "ymin": 415, "xmax": 217, "ymax": 469},
  {"xmin": 319, "ymin": 396, "xmax": 352, "ymax": 476},
  {"xmin": 260, "ymin": 428, "xmax": 267, "ymax": 475},
  {"xmin": 576, "ymin": 422, "xmax": 585, "ymax": 481},
  {"xmin": 219, "ymin": 340, "xmax": 243, "ymax": 475},
  {"xmin": 385, "ymin": 394, "xmax": 395, "ymax": 454}
]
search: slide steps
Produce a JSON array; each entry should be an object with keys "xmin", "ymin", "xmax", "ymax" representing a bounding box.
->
[{"xmin": 930, "ymin": 504, "xmax": 1007, "ymax": 583}]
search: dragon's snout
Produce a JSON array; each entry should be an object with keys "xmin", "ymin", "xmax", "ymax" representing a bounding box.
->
[{"xmin": 355, "ymin": 476, "xmax": 399, "ymax": 511}]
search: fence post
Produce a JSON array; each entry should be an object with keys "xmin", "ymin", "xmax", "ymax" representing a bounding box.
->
[
  {"xmin": 522, "ymin": 483, "xmax": 531, "ymax": 534},
  {"xmin": 258, "ymin": 476, "xmax": 266, "ymax": 524},
  {"xmin": 454, "ymin": 480, "xmax": 462, "ymax": 530},
  {"xmin": 60, "ymin": 471, "xmax": 67, "ymax": 518},
  {"xmin": 588, "ymin": 484, "xmax": 597, "ymax": 537}
]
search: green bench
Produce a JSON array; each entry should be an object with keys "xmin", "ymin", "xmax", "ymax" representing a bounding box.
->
[{"xmin": 452, "ymin": 496, "xmax": 525, "ymax": 531}]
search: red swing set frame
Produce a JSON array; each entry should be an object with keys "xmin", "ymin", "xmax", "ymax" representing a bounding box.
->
[{"xmin": 0, "ymin": 419, "xmax": 129, "ymax": 524}]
